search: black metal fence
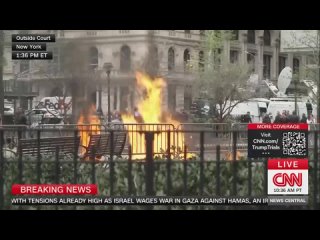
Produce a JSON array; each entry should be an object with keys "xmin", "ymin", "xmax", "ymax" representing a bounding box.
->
[{"xmin": 0, "ymin": 123, "xmax": 319, "ymax": 210}]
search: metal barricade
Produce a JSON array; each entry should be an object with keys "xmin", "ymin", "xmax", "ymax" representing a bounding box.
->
[{"xmin": 112, "ymin": 123, "xmax": 175, "ymax": 157}]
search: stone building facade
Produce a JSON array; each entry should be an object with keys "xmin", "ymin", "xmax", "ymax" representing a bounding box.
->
[{"xmin": 4, "ymin": 30, "xmax": 304, "ymax": 115}]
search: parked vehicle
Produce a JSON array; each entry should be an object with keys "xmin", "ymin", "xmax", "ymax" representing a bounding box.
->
[
  {"xmin": 26, "ymin": 108, "xmax": 63, "ymax": 126},
  {"xmin": 267, "ymin": 97, "xmax": 317, "ymax": 121}
]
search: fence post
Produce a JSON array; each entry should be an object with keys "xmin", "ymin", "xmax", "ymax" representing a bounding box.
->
[
  {"xmin": 18, "ymin": 129, "xmax": 23, "ymax": 183},
  {"xmin": 109, "ymin": 130, "xmax": 114, "ymax": 197},
  {"xmin": 183, "ymin": 145, "xmax": 188, "ymax": 195},
  {"xmin": 263, "ymin": 158, "xmax": 268, "ymax": 196},
  {"xmin": 199, "ymin": 131, "xmax": 204, "ymax": 196},
  {"xmin": 313, "ymin": 131, "xmax": 318, "ymax": 210},
  {"xmin": 145, "ymin": 132, "xmax": 155, "ymax": 197},
  {"xmin": 55, "ymin": 146, "xmax": 60, "ymax": 183},
  {"xmin": 91, "ymin": 147, "xmax": 96, "ymax": 184},
  {"xmin": 128, "ymin": 145, "xmax": 133, "ymax": 195},
  {"xmin": 232, "ymin": 130, "xmax": 237, "ymax": 196},
  {"xmin": 248, "ymin": 157, "xmax": 252, "ymax": 196},
  {"xmin": 0, "ymin": 129, "xmax": 4, "ymax": 209},
  {"xmin": 73, "ymin": 130, "xmax": 78, "ymax": 184},
  {"xmin": 166, "ymin": 130, "xmax": 172, "ymax": 194},
  {"xmin": 166, "ymin": 130, "xmax": 172, "ymax": 210},
  {"xmin": 36, "ymin": 130, "xmax": 41, "ymax": 183},
  {"xmin": 216, "ymin": 145, "xmax": 220, "ymax": 196}
]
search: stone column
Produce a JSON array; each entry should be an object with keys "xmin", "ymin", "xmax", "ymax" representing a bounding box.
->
[
  {"xmin": 257, "ymin": 36, "xmax": 264, "ymax": 82},
  {"xmin": 101, "ymin": 88, "xmax": 114, "ymax": 116},
  {"xmin": 287, "ymin": 52, "xmax": 294, "ymax": 69},
  {"xmin": 240, "ymin": 33, "xmax": 248, "ymax": 65},
  {"xmin": 223, "ymin": 40, "xmax": 230, "ymax": 64},
  {"xmin": 271, "ymin": 39, "xmax": 280, "ymax": 81},
  {"xmin": 301, "ymin": 55, "xmax": 307, "ymax": 79}
]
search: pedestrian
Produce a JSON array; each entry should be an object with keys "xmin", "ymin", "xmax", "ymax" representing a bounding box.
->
[
  {"xmin": 273, "ymin": 111, "xmax": 281, "ymax": 123},
  {"xmin": 300, "ymin": 113, "xmax": 307, "ymax": 123},
  {"xmin": 133, "ymin": 107, "xmax": 144, "ymax": 123},
  {"xmin": 111, "ymin": 112, "xmax": 124, "ymax": 130},
  {"xmin": 287, "ymin": 110, "xmax": 300, "ymax": 123},
  {"xmin": 262, "ymin": 113, "xmax": 271, "ymax": 123},
  {"xmin": 280, "ymin": 110, "xmax": 288, "ymax": 123},
  {"xmin": 307, "ymin": 113, "xmax": 315, "ymax": 124},
  {"xmin": 241, "ymin": 111, "xmax": 252, "ymax": 123}
]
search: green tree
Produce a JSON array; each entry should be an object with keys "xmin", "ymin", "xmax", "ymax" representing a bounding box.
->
[{"xmin": 193, "ymin": 30, "xmax": 253, "ymax": 122}]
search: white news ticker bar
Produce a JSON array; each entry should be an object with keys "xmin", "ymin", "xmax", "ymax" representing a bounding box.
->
[{"xmin": 10, "ymin": 196, "xmax": 308, "ymax": 206}]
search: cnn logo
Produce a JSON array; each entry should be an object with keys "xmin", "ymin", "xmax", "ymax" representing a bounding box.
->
[
  {"xmin": 268, "ymin": 159, "xmax": 308, "ymax": 195},
  {"xmin": 273, "ymin": 173, "xmax": 302, "ymax": 187}
]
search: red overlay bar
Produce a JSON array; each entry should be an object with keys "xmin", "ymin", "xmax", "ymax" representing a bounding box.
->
[
  {"xmin": 11, "ymin": 184, "xmax": 98, "ymax": 195},
  {"xmin": 268, "ymin": 159, "xmax": 308, "ymax": 170},
  {"xmin": 248, "ymin": 123, "xmax": 308, "ymax": 130}
]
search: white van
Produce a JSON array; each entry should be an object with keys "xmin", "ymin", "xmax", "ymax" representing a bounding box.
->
[
  {"xmin": 230, "ymin": 102, "xmax": 259, "ymax": 123},
  {"xmin": 227, "ymin": 99, "xmax": 268, "ymax": 123},
  {"xmin": 267, "ymin": 98, "xmax": 317, "ymax": 121},
  {"xmin": 37, "ymin": 96, "xmax": 72, "ymax": 115}
]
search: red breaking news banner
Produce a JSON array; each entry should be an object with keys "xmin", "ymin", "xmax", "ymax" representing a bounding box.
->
[
  {"xmin": 11, "ymin": 184, "xmax": 98, "ymax": 195},
  {"xmin": 247, "ymin": 123, "xmax": 308, "ymax": 130},
  {"xmin": 268, "ymin": 159, "xmax": 309, "ymax": 170}
]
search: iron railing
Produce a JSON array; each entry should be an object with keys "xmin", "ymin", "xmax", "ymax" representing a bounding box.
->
[{"xmin": 0, "ymin": 123, "xmax": 318, "ymax": 210}]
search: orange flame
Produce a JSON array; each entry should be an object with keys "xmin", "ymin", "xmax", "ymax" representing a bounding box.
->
[
  {"xmin": 77, "ymin": 105, "xmax": 101, "ymax": 155},
  {"xmin": 122, "ymin": 72, "xmax": 189, "ymax": 159}
]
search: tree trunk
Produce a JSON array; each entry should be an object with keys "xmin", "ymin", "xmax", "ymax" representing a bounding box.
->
[{"xmin": 0, "ymin": 30, "xmax": 5, "ymax": 121}]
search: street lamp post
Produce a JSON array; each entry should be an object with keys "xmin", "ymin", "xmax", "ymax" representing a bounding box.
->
[
  {"xmin": 104, "ymin": 62, "xmax": 113, "ymax": 123},
  {"xmin": 95, "ymin": 68, "xmax": 103, "ymax": 116}
]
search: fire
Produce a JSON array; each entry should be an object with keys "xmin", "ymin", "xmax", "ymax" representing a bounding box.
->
[
  {"xmin": 77, "ymin": 105, "xmax": 101, "ymax": 155},
  {"xmin": 122, "ymin": 72, "xmax": 188, "ymax": 159}
]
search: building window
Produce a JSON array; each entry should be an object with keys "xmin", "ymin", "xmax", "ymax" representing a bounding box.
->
[
  {"xmin": 48, "ymin": 47, "xmax": 60, "ymax": 75},
  {"xmin": 263, "ymin": 54, "xmax": 271, "ymax": 79},
  {"xmin": 185, "ymin": 30, "xmax": 191, "ymax": 38},
  {"xmin": 169, "ymin": 30, "xmax": 176, "ymax": 36},
  {"xmin": 89, "ymin": 47, "xmax": 98, "ymax": 71},
  {"xmin": 168, "ymin": 47, "xmax": 175, "ymax": 71},
  {"xmin": 184, "ymin": 49, "xmax": 190, "ymax": 71},
  {"xmin": 50, "ymin": 87, "xmax": 63, "ymax": 97},
  {"xmin": 200, "ymin": 30, "xmax": 205, "ymax": 36},
  {"xmin": 247, "ymin": 30, "xmax": 255, "ymax": 44},
  {"xmin": 231, "ymin": 30, "xmax": 239, "ymax": 40},
  {"xmin": 87, "ymin": 31, "xmax": 97, "ymax": 36},
  {"xmin": 120, "ymin": 87, "xmax": 129, "ymax": 111},
  {"xmin": 293, "ymin": 58, "xmax": 300, "ymax": 75},
  {"xmin": 20, "ymin": 61, "xmax": 29, "ymax": 73},
  {"xmin": 279, "ymin": 56, "xmax": 286, "ymax": 74},
  {"xmin": 264, "ymin": 30, "xmax": 271, "ymax": 46},
  {"xmin": 120, "ymin": 45, "xmax": 131, "ymax": 72},
  {"xmin": 230, "ymin": 50, "xmax": 238, "ymax": 63},
  {"xmin": 199, "ymin": 51, "xmax": 204, "ymax": 71},
  {"xmin": 247, "ymin": 52, "xmax": 255, "ymax": 72}
]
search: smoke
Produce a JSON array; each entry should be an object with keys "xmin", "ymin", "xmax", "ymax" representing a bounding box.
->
[{"xmin": 143, "ymin": 31, "xmax": 159, "ymax": 78}]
